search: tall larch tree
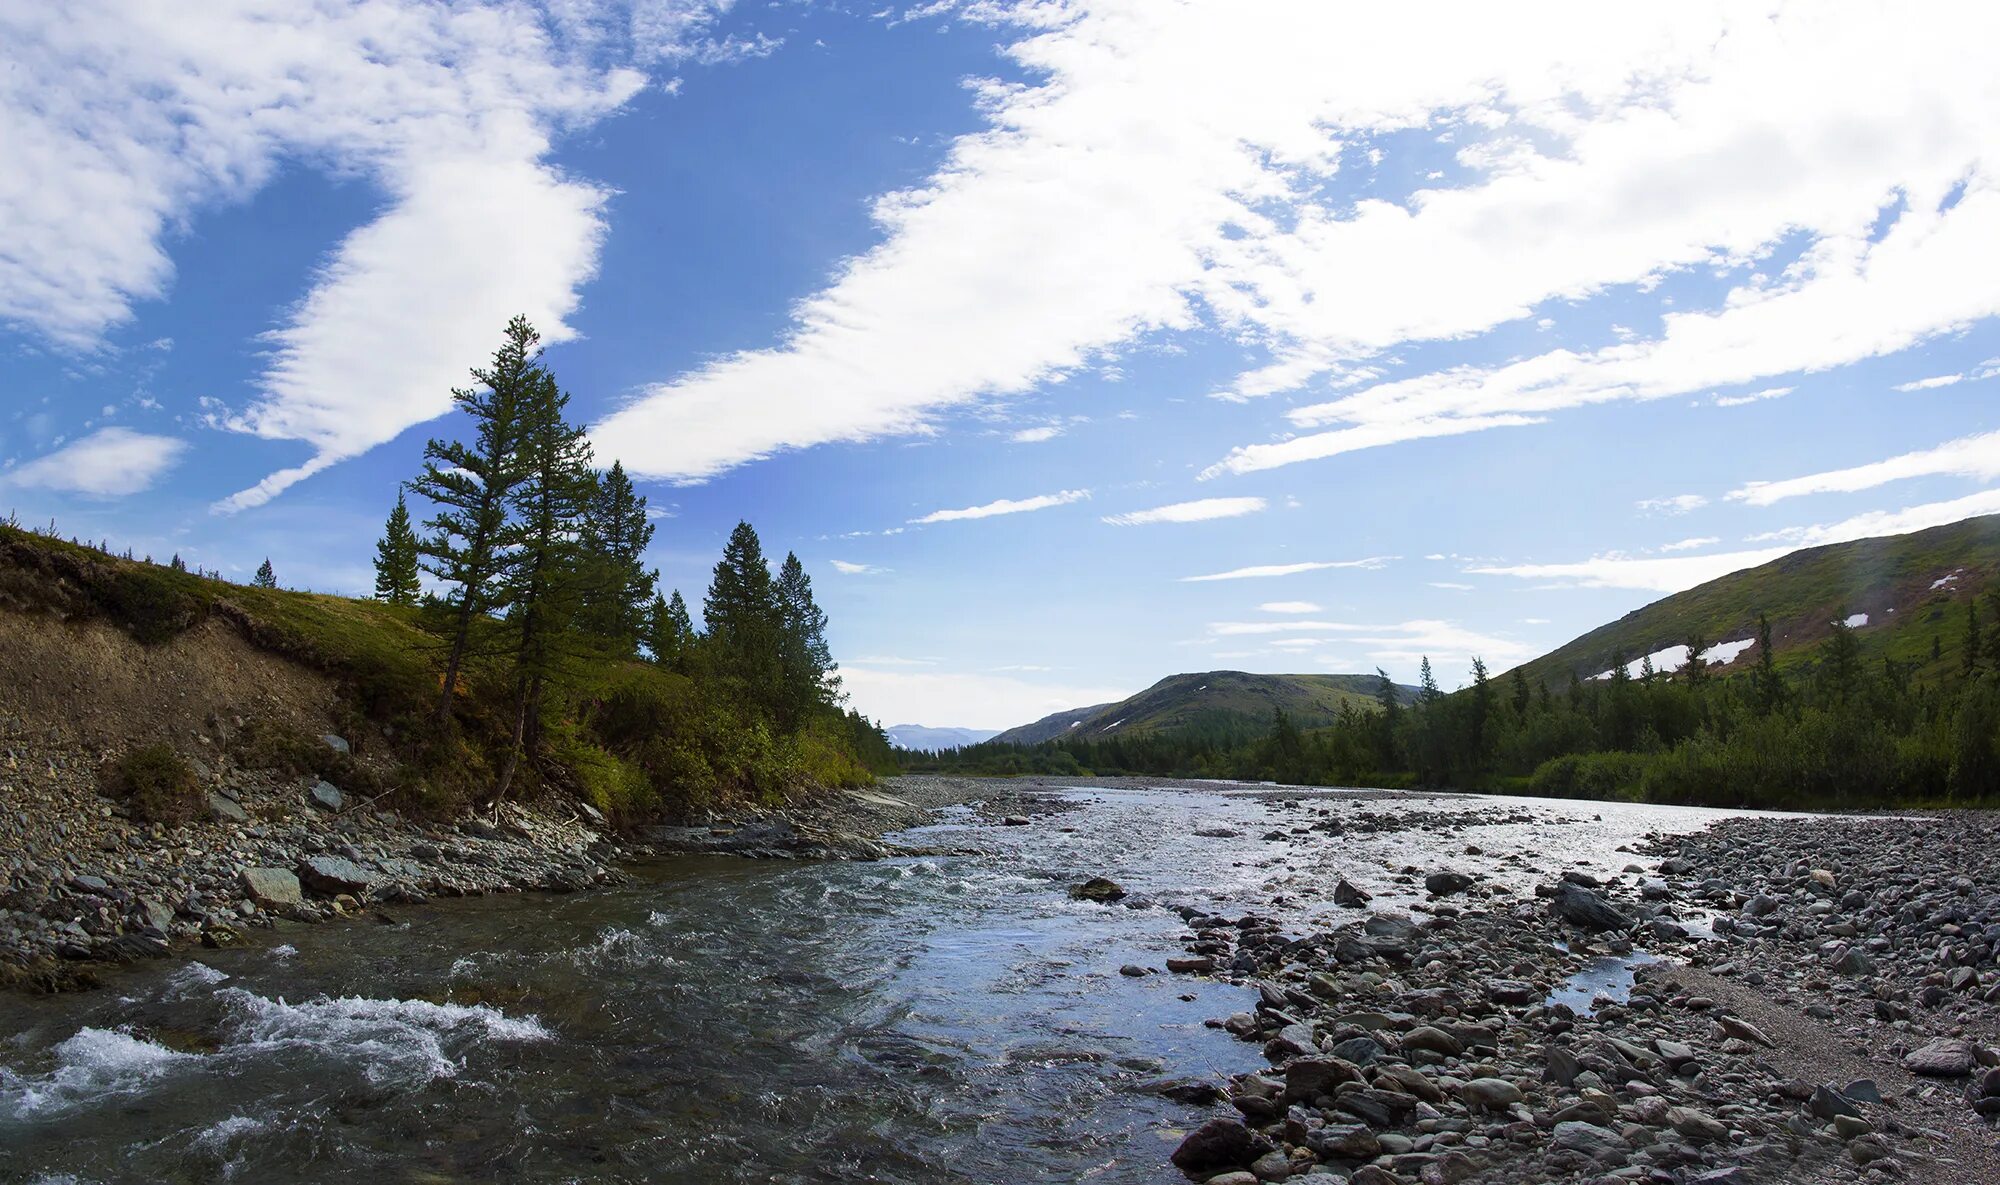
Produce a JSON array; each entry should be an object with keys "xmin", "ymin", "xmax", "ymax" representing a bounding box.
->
[
  {"xmin": 775, "ymin": 551, "xmax": 838, "ymax": 729},
  {"xmin": 492, "ymin": 369, "xmax": 595, "ymax": 802},
  {"xmin": 580, "ymin": 460, "xmax": 657, "ymax": 654},
  {"xmin": 373, "ymin": 492, "xmax": 421, "ymax": 605},
  {"xmin": 703, "ymin": 521, "xmax": 783, "ymax": 718},
  {"xmin": 410, "ymin": 316, "xmax": 541, "ymax": 726}
]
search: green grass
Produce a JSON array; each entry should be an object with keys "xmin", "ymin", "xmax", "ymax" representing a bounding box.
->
[{"xmin": 1515, "ymin": 514, "xmax": 2000, "ymax": 688}]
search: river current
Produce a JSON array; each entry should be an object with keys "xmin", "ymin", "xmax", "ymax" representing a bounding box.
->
[{"xmin": 0, "ymin": 782, "xmax": 1762, "ymax": 1184}]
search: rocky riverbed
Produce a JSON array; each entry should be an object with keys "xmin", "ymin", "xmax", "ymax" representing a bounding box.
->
[{"xmin": 1152, "ymin": 796, "xmax": 2000, "ymax": 1185}]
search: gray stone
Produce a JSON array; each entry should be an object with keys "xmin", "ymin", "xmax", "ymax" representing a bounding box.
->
[
  {"xmin": 297, "ymin": 855, "xmax": 377, "ymax": 896},
  {"xmin": 1809, "ymin": 1084, "xmax": 1861, "ymax": 1120},
  {"xmin": 1169, "ymin": 1117, "xmax": 1272, "ymax": 1175},
  {"xmin": 309, "ymin": 781, "xmax": 343, "ymax": 812},
  {"xmin": 239, "ymin": 867, "xmax": 302, "ymax": 909},
  {"xmin": 1333, "ymin": 879, "xmax": 1371, "ymax": 907},
  {"xmin": 1550, "ymin": 882, "xmax": 1632, "ymax": 932},
  {"xmin": 1551, "ymin": 1120, "xmax": 1627, "ymax": 1163},
  {"xmin": 209, "ymin": 794, "xmax": 248, "ymax": 823},
  {"xmin": 1902, "ymin": 1038, "xmax": 1975, "ymax": 1077},
  {"xmin": 1401, "ymin": 1025, "xmax": 1464, "ymax": 1057},
  {"xmin": 1069, "ymin": 877, "xmax": 1125, "ymax": 903},
  {"xmin": 1425, "ymin": 871, "xmax": 1475, "ymax": 896},
  {"xmin": 1462, "ymin": 1077, "xmax": 1522, "ymax": 1109},
  {"xmin": 321, "ymin": 734, "xmax": 350, "ymax": 754}
]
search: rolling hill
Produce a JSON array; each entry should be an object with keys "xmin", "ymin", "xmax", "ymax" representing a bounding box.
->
[
  {"xmin": 991, "ymin": 670, "xmax": 1418, "ymax": 745},
  {"xmin": 1513, "ymin": 514, "xmax": 2000, "ymax": 688},
  {"xmin": 883, "ymin": 724, "xmax": 1000, "ymax": 751}
]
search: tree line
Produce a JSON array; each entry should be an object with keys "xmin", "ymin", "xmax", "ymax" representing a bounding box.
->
[
  {"xmin": 910, "ymin": 605, "xmax": 2000, "ymax": 808},
  {"xmin": 372, "ymin": 316, "xmax": 886, "ymax": 809}
]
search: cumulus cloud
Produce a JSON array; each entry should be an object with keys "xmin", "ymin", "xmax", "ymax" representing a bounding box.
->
[
  {"xmin": 5, "ymin": 427, "xmax": 187, "ymax": 496},
  {"xmin": 1729, "ymin": 430, "xmax": 2000, "ymax": 506},
  {"xmin": 1009, "ymin": 425, "xmax": 1062, "ymax": 443},
  {"xmin": 1101, "ymin": 496, "xmax": 1265, "ymax": 526},
  {"xmin": 909, "ymin": 488, "xmax": 1088, "ymax": 524},
  {"xmin": 585, "ymin": 2, "xmax": 2000, "ymax": 485},
  {"xmin": 1180, "ymin": 557, "xmax": 1393, "ymax": 582}
]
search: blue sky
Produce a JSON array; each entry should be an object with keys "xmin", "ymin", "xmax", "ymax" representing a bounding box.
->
[{"xmin": 5, "ymin": 1, "xmax": 1999, "ymax": 728}]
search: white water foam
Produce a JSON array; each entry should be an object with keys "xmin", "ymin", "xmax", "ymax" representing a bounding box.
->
[
  {"xmin": 219, "ymin": 988, "xmax": 551, "ymax": 1087},
  {"xmin": 193, "ymin": 1113, "xmax": 266, "ymax": 1151},
  {"xmin": 1, "ymin": 1027, "xmax": 195, "ymax": 1118}
]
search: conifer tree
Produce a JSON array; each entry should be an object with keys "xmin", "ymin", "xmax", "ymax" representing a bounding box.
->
[
  {"xmin": 774, "ymin": 552, "xmax": 838, "ymax": 730},
  {"xmin": 1751, "ymin": 613, "xmax": 1785, "ymax": 716},
  {"xmin": 373, "ymin": 492, "xmax": 421, "ymax": 605},
  {"xmin": 1418, "ymin": 657, "xmax": 1442, "ymax": 706},
  {"xmin": 253, "ymin": 558, "xmax": 277, "ymax": 588},
  {"xmin": 1374, "ymin": 667, "xmax": 1402, "ymax": 769},
  {"xmin": 1510, "ymin": 665, "xmax": 1532, "ymax": 716},
  {"xmin": 1467, "ymin": 656, "xmax": 1492, "ymax": 760},
  {"xmin": 579, "ymin": 460, "xmax": 657, "ymax": 654},
  {"xmin": 1822, "ymin": 613, "xmax": 1862, "ymax": 707},
  {"xmin": 170, "ymin": 553, "xmax": 187, "ymax": 573},
  {"xmin": 1965, "ymin": 599, "xmax": 1982, "ymax": 678},
  {"xmin": 704, "ymin": 521, "xmax": 784, "ymax": 717},
  {"xmin": 492, "ymin": 369, "xmax": 595, "ymax": 802},
  {"xmin": 410, "ymin": 316, "xmax": 541, "ymax": 726},
  {"xmin": 646, "ymin": 589, "xmax": 697, "ymax": 673},
  {"xmin": 1682, "ymin": 633, "xmax": 1711, "ymax": 687}
]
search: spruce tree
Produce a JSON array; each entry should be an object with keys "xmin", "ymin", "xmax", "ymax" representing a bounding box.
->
[
  {"xmin": 774, "ymin": 552, "xmax": 838, "ymax": 730},
  {"xmin": 579, "ymin": 460, "xmax": 656, "ymax": 654},
  {"xmin": 492, "ymin": 369, "xmax": 595, "ymax": 802},
  {"xmin": 646, "ymin": 589, "xmax": 697, "ymax": 672},
  {"xmin": 704, "ymin": 521, "xmax": 783, "ymax": 718},
  {"xmin": 1374, "ymin": 667, "xmax": 1402, "ymax": 771},
  {"xmin": 253, "ymin": 558, "xmax": 277, "ymax": 588},
  {"xmin": 1966, "ymin": 599, "xmax": 1982, "ymax": 678},
  {"xmin": 373, "ymin": 492, "xmax": 421, "ymax": 605},
  {"xmin": 410, "ymin": 316, "xmax": 541, "ymax": 726},
  {"xmin": 1751, "ymin": 613, "xmax": 1785, "ymax": 715},
  {"xmin": 1822, "ymin": 614, "xmax": 1862, "ymax": 707},
  {"xmin": 1682, "ymin": 633, "xmax": 1711, "ymax": 687},
  {"xmin": 1510, "ymin": 665, "xmax": 1532, "ymax": 716}
]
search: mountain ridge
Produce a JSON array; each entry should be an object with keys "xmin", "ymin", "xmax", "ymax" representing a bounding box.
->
[{"xmin": 991, "ymin": 670, "xmax": 1419, "ymax": 746}]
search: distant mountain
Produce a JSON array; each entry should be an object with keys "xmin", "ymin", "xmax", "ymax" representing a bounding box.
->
[
  {"xmin": 991, "ymin": 670, "xmax": 1418, "ymax": 746},
  {"xmin": 884, "ymin": 724, "xmax": 1002, "ymax": 751},
  {"xmin": 1514, "ymin": 514, "xmax": 2000, "ymax": 687}
]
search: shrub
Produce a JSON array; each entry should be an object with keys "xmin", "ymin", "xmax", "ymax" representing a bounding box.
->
[
  {"xmin": 101, "ymin": 744, "xmax": 203, "ymax": 824},
  {"xmin": 1527, "ymin": 750, "xmax": 1647, "ymax": 801}
]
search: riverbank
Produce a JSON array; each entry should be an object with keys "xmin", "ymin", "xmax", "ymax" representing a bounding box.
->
[{"xmin": 1153, "ymin": 794, "xmax": 2000, "ymax": 1184}]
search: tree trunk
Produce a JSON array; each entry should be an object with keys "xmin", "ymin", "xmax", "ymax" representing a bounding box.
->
[{"xmin": 491, "ymin": 683, "xmax": 529, "ymax": 807}]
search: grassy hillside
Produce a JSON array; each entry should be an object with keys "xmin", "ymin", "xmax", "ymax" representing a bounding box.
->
[
  {"xmin": 989, "ymin": 670, "xmax": 1417, "ymax": 746},
  {"xmin": 1514, "ymin": 515, "xmax": 2000, "ymax": 689},
  {"xmin": 0, "ymin": 524, "xmax": 890, "ymax": 818}
]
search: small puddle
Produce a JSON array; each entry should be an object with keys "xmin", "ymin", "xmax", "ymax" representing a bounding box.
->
[{"xmin": 1546, "ymin": 950, "xmax": 1660, "ymax": 1015}]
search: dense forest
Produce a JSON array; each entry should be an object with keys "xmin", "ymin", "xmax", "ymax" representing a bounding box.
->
[{"xmin": 907, "ymin": 609, "xmax": 2000, "ymax": 808}]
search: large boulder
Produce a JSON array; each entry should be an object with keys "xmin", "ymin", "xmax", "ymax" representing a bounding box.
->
[
  {"xmin": 298, "ymin": 855, "xmax": 378, "ymax": 896},
  {"xmin": 1550, "ymin": 882, "xmax": 1632, "ymax": 932},
  {"xmin": 1425, "ymin": 870, "xmax": 1476, "ymax": 896},
  {"xmin": 1069, "ymin": 877, "xmax": 1126, "ymax": 903},
  {"xmin": 1169, "ymin": 1117, "xmax": 1272, "ymax": 1175},
  {"xmin": 240, "ymin": 867, "xmax": 302, "ymax": 909},
  {"xmin": 309, "ymin": 781, "xmax": 344, "ymax": 812},
  {"xmin": 208, "ymin": 794, "xmax": 248, "ymax": 824},
  {"xmin": 1902, "ymin": 1038, "xmax": 1976, "ymax": 1077}
]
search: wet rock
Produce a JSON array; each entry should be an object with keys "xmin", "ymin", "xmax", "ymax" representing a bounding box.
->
[
  {"xmin": 1168, "ymin": 956, "xmax": 1217, "ymax": 974},
  {"xmin": 1137, "ymin": 1077, "xmax": 1222, "ymax": 1105},
  {"xmin": 1119, "ymin": 963, "xmax": 1148, "ymax": 977},
  {"xmin": 240, "ymin": 867, "xmax": 302, "ymax": 909},
  {"xmin": 1169, "ymin": 1117, "xmax": 1272, "ymax": 1175},
  {"xmin": 1550, "ymin": 882, "xmax": 1631, "ymax": 932},
  {"xmin": 1902, "ymin": 1037, "xmax": 1975, "ymax": 1077},
  {"xmin": 1333, "ymin": 879, "xmax": 1371, "ymax": 908},
  {"xmin": 1069, "ymin": 877, "xmax": 1126, "ymax": 903},
  {"xmin": 1000, "ymin": 815, "xmax": 1029, "ymax": 826},
  {"xmin": 1424, "ymin": 871, "xmax": 1475, "ymax": 896}
]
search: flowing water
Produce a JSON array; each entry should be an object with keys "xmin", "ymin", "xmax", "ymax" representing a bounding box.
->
[{"xmin": 0, "ymin": 782, "xmax": 1767, "ymax": 1184}]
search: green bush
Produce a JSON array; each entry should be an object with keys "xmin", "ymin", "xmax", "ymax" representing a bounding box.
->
[
  {"xmin": 101, "ymin": 744, "xmax": 203, "ymax": 824},
  {"xmin": 1528, "ymin": 751, "xmax": 1647, "ymax": 801}
]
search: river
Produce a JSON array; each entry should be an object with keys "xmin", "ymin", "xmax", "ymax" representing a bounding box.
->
[{"xmin": 0, "ymin": 780, "xmax": 1761, "ymax": 1184}]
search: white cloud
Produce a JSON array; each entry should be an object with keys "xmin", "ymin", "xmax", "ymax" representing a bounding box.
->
[
  {"xmin": 910, "ymin": 488, "xmax": 1088, "ymax": 524},
  {"xmin": 1429, "ymin": 581, "xmax": 1474, "ymax": 590},
  {"xmin": 1894, "ymin": 359, "xmax": 2000, "ymax": 392},
  {"xmin": 5, "ymin": 427, "xmax": 186, "ymax": 497},
  {"xmin": 1729, "ymin": 429, "xmax": 2000, "ymax": 506},
  {"xmin": 1656, "ymin": 536, "xmax": 1719, "ymax": 553},
  {"xmin": 1102, "ymin": 496, "xmax": 1265, "ymax": 526},
  {"xmin": 0, "ymin": 2, "xmax": 744, "ymax": 511},
  {"xmin": 1180, "ymin": 557, "xmax": 1393, "ymax": 582},
  {"xmin": 830, "ymin": 559, "xmax": 887, "ymax": 574},
  {"xmin": 1637, "ymin": 493, "xmax": 1707, "ymax": 515},
  {"xmin": 1009, "ymin": 425, "xmax": 1062, "ymax": 443},
  {"xmin": 595, "ymin": 5, "xmax": 2000, "ymax": 481},
  {"xmin": 1712, "ymin": 386, "xmax": 1791, "ymax": 408},
  {"xmin": 1201, "ymin": 414, "xmax": 1542, "ymax": 479},
  {"xmin": 841, "ymin": 666, "xmax": 1131, "ymax": 731},
  {"xmin": 1473, "ymin": 488, "xmax": 2000, "ymax": 593},
  {"xmin": 1259, "ymin": 600, "xmax": 1322, "ymax": 613}
]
